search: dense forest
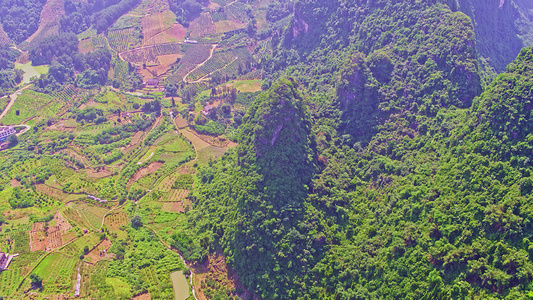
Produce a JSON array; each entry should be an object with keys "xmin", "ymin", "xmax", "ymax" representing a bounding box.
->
[
  {"xmin": 29, "ymin": 33, "xmax": 112, "ymax": 91},
  {"xmin": 60, "ymin": 0, "xmax": 140, "ymax": 33},
  {"xmin": 0, "ymin": 0, "xmax": 533, "ymax": 299},
  {"xmin": 0, "ymin": 0, "xmax": 46, "ymax": 43},
  {"xmin": 185, "ymin": 0, "xmax": 533, "ymax": 299}
]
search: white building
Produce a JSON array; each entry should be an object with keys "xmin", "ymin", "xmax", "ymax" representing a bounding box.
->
[{"xmin": 0, "ymin": 126, "xmax": 15, "ymax": 141}]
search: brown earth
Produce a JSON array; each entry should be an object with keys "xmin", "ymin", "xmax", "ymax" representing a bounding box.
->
[
  {"xmin": 86, "ymin": 167, "xmax": 114, "ymax": 179},
  {"xmin": 145, "ymin": 23, "xmax": 186, "ymax": 45},
  {"xmin": 193, "ymin": 253, "xmax": 248, "ymax": 300},
  {"xmin": 104, "ymin": 212, "xmax": 128, "ymax": 231},
  {"xmin": 85, "ymin": 239, "xmax": 112, "ymax": 263},
  {"xmin": 10, "ymin": 178, "xmax": 20, "ymax": 187},
  {"xmin": 29, "ymin": 211, "xmax": 72, "ymax": 251},
  {"xmin": 189, "ymin": 12, "xmax": 216, "ymax": 38},
  {"xmin": 123, "ymin": 131, "xmax": 145, "ymax": 153},
  {"xmin": 174, "ymin": 116, "xmax": 188, "ymax": 129},
  {"xmin": 128, "ymin": 161, "xmax": 164, "ymax": 187},
  {"xmin": 24, "ymin": 0, "xmax": 64, "ymax": 46},
  {"xmin": 161, "ymin": 201, "xmax": 184, "ymax": 213},
  {"xmin": 35, "ymin": 184, "xmax": 70, "ymax": 201},
  {"xmin": 132, "ymin": 293, "xmax": 152, "ymax": 300}
]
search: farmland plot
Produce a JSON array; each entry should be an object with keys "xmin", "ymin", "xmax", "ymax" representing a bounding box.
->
[
  {"xmin": 104, "ymin": 212, "xmax": 128, "ymax": 231},
  {"xmin": 110, "ymin": 15, "xmax": 142, "ymax": 30},
  {"xmin": 107, "ymin": 27, "xmax": 141, "ymax": 52},
  {"xmin": 166, "ymin": 44, "xmax": 213, "ymax": 83},
  {"xmin": 0, "ymin": 251, "xmax": 42, "ymax": 296},
  {"xmin": 60, "ymin": 232, "xmax": 100, "ymax": 256},
  {"xmin": 141, "ymin": 10, "xmax": 176, "ymax": 45},
  {"xmin": 187, "ymin": 47, "xmax": 246, "ymax": 80},
  {"xmin": 33, "ymin": 252, "xmax": 78, "ymax": 294},
  {"xmin": 226, "ymin": 1, "xmax": 251, "ymax": 23},
  {"xmin": 2, "ymin": 90, "xmax": 61, "ymax": 125},
  {"xmin": 129, "ymin": 0, "xmax": 169, "ymax": 15},
  {"xmin": 215, "ymin": 19, "xmax": 246, "ymax": 33},
  {"xmin": 189, "ymin": 12, "xmax": 217, "ymax": 38},
  {"xmin": 144, "ymin": 23, "xmax": 187, "ymax": 45},
  {"xmin": 121, "ymin": 43, "xmax": 181, "ymax": 65},
  {"xmin": 0, "ymin": 25, "xmax": 11, "ymax": 45}
]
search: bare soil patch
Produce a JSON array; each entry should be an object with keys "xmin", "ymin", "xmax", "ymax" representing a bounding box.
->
[
  {"xmin": 85, "ymin": 239, "xmax": 112, "ymax": 263},
  {"xmin": 10, "ymin": 178, "xmax": 20, "ymax": 187},
  {"xmin": 193, "ymin": 253, "xmax": 246, "ymax": 300},
  {"xmin": 128, "ymin": 162, "xmax": 164, "ymax": 187},
  {"xmin": 141, "ymin": 10, "xmax": 176, "ymax": 45},
  {"xmin": 175, "ymin": 116, "xmax": 188, "ymax": 129},
  {"xmin": 189, "ymin": 12, "xmax": 216, "ymax": 38},
  {"xmin": 29, "ymin": 211, "xmax": 72, "ymax": 251},
  {"xmin": 190, "ymin": 128, "xmax": 236, "ymax": 148},
  {"xmin": 104, "ymin": 212, "xmax": 128, "ymax": 231},
  {"xmin": 161, "ymin": 201, "xmax": 184, "ymax": 213},
  {"xmin": 145, "ymin": 23, "xmax": 186, "ymax": 44},
  {"xmin": 123, "ymin": 131, "xmax": 145, "ymax": 153},
  {"xmin": 181, "ymin": 129, "xmax": 210, "ymax": 150},
  {"xmin": 132, "ymin": 293, "xmax": 152, "ymax": 300},
  {"xmin": 86, "ymin": 167, "xmax": 114, "ymax": 179}
]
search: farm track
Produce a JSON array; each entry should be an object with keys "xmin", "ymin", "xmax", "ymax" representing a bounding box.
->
[
  {"xmin": 183, "ymin": 44, "xmax": 217, "ymax": 83},
  {"xmin": 187, "ymin": 57, "xmax": 238, "ymax": 84},
  {"xmin": 0, "ymin": 85, "xmax": 33, "ymax": 121},
  {"xmin": 15, "ymin": 125, "xmax": 30, "ymax": 136},
  {"xmin": 143, "ymin": 24, "xmax": 180, "ymax": 46}
]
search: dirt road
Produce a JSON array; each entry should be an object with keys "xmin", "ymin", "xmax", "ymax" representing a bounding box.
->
[
  {"xmin": 183, "ymin": 44, "xmax": 217, "ymax": 83},
  {"xmin": 0, "ymin": 85, "xmax": 33, "ymax": 121}
]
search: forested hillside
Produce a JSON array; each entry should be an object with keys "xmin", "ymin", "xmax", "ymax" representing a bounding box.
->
[
  {"xmin": 0, "ymin": 0, "xmax": 533, "ymax": 299},
  {"xmin": 187, "ymin": 0, "xmax": 533, "ymax": 299}
]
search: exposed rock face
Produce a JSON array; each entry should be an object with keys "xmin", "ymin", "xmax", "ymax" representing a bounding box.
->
[{"xmin": 451, "ymin": 0, "xmax": 532, "ymax": 73}]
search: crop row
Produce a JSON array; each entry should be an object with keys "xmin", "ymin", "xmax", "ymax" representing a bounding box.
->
[
  {"xmin": 0, "ymin": 26, "xmax": 12, "ymax": 45},
  {"xmin": 51, "ymin": 84, "xmax": 78, "ymax": 102},
  {"xmin": 91, "ymin": 35, "xmax": 107, "ymax": 49},
  {"xmin": 36, "ymin": 253, "xmax": 78, "ymax": 294},
  {"xmin": 226, "ymin": 1, "xmax": 250, "ymax": 23},
  {"xmin": 166, "ymin": 44, "xmax": 213, "ymax": 84},
  {"xmin": 189, "ymin": 12, "xmax": 216, "ymax": 38},
  {"xmin": 121, "ymin": 43, "xmax": 181, "ymax": 65},
  {"xmin": 210, "ymin": 10, "xmax": 228, "ymax": 22},
  {"xmin": 107, "ymin": 27, "xmax": 139, "ymax": 52},
  {"xmin": 113, "ymin": 59, "xmax": 130, "ymax": 83},
  {"xmin": 181, "ymin": 82, "xmax": 209, "ymax": 98},
  {"xmin": 188, "ymin": 48, "xmax": 242, "ymax": 79}
]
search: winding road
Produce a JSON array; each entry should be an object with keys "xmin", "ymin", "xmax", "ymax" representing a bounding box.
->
[
  {"xmin": 0, "ymin": 84, "xmax": 32, "ymax": 122},
  {"xmin": 183, "ymin": 44, "xmax": 217, "ymax": 83}
]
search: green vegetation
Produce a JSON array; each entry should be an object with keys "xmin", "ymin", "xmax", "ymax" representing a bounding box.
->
[
  {"xmin": 60, "ymin": 0, "xmax": 141, "ymax": 33},
  {"xmin": 1, "ymin": 0, "xmax": 533, "ymax": 299},
  {"xmin": 0, "ymin": 0, "xmax": 46, "ymax": 43}
]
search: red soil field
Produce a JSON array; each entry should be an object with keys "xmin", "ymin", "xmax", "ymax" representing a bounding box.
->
[{"xmin": 127, "ymin": 161, "xmax": 164, "ymax": 187}]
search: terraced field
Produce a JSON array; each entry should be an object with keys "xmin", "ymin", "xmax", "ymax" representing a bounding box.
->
[
  {"xmin": 107, "ymin": 27, "xmax": 141, "ymax": 52},
  {"xmin": 121, "ymin": 43, "xmax": 182, "ymax": 65}
]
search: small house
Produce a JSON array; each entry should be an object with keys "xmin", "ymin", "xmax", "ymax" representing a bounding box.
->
[
  {"xmin": 145, "ymin": 78, "xmax": 159, "ymax": 88},
  {"xmin": 0, "ymin": 126, "xmax": 15, "ymax": 141},
  {"xmin": 202, "ymin": 105, "xmax": 213, "ymax": 116}
]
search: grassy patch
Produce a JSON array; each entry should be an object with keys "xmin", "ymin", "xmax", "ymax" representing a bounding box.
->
[{"xmin": 14, "ymin": 62, "xmax": 49, "ymax": 85}]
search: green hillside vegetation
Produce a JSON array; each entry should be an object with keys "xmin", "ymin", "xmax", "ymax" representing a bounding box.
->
[
  {"xmin": 184, "ymin": 0, "xmax": 533, "ymax": 299},
  {"xmin": 0, "ymin": 0, "xmax": 46, "ymax": 43},
  {"xmin": 1, "ymin": 0, "xmax": 533, "ymax": 299}
]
